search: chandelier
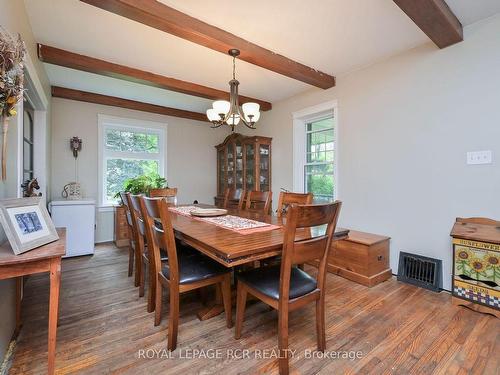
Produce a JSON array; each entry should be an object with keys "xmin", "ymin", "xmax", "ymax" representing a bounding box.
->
[{"xmin": 206, "ymin": 49, "xmax": 260, "ymax": 131}]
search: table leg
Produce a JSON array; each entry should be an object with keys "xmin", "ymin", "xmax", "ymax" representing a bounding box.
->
[
  {"xmin": 196, "ymin": 283, "xmax": 224, "ymax": 321},
  {"xmin": 15, "ymin": 277, "xmax": 23, "ymax": 332},
  {"xmin": 48, "ymin": 258, "xmax": 61, "ymax": 375}
]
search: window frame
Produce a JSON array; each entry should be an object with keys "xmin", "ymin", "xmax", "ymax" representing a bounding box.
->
[
  {"xmin": 292, "ymin": 101, "xmax": 338, "ymax": 201},
  {"xmin": 23, "ymin": 98, "xmax": 35, "ymax": 182},
  {"xmin": 304, "ymin": 118, "xmax": 335, "ymax": 202},
  {"xmin": 98, "ymin": 115, "xmax": 167, "ymax": 208}
]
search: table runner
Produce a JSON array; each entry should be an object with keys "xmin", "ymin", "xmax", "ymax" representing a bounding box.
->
[{"xmin": 169, "ymin": 206, "xmax": 281, "ymax": 235}]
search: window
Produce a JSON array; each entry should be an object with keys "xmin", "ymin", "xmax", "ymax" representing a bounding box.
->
[
  {"xmin": 305, "ymin": 117, "xmax": 335, "ymax": 202},
  {"xmin": 98, "ymin": 116, "xmax": 166, "ymax": 206},
  {"xmin": 293, "ymin": 101, "xmax": 337, "ymax": 203},
  {"xmin": 23, "ymin": 99, "xmax": 34, "ymax": 182}
]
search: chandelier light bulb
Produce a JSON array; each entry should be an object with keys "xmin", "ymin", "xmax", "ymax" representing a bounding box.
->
[
  {"xmin": 213, "ymin": 100, "xmax": 230, "ymax": 116},
  {"xmin": 206, "ymin": 108, "xmax": 219, "ymax": 122},
  {"xmin": 242, "ymin": 102, "xmax": 260, "ymax": 117},
  {"xmin": 245, "ymin": 111, "xmax": 260, "ymax": 123},
  {"xmin": 227, "ymin": 113, "xmax": 240, "ymax": 126}
]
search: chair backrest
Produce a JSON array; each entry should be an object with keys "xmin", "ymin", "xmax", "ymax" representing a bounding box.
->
[
  {"xmin": 129, "ymin": 194, "xmax": 146, "ymax": 236},
  {"xmin": 244, "ymin": 190, "xmax": 272, "ymax": 214},
  {"xmin": 223, "ymin": 188, "xmax": 246, "ymax": 210},
  {"xmin": 124, "ymin": 192, "xmax": 139, "ymax": 240},
  {"xmin": 150, "ymin": 187, "xmax": 178, "ymax": 205},
  {"xmin": 150, "ymin": 187, "xmax": 178, "ymax": 198},
  {"xmin": 277, "ymin": 192, "xmax": 313, "ymax": 217},
  {"xmin": 127, "ymin": 193, "xmax": 146, "ymax": 257},
  {"xmin": 140, "ymin": 196, "xmax": 179, "ymax": 284},
  {"xmin": 279, "ymin": 201, "xmax": 342, "ymax": 301},
  {"xmin": 119, "ymin": 192, "xmax": 134, "ymax": 229}
]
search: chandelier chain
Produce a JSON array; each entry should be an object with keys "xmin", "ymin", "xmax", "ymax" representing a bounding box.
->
[{"xmin": 232, "ymin": 55, "xmax": 236, "ymax": 80}]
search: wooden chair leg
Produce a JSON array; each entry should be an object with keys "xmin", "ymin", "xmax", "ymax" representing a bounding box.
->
[
  {"xmin": 316, "ymin": 297, "xmax": 326, "ymax": 351},
  {"xmin": 154, "ymin": 278, "xmax": 162, "ymax": 326},
  {"xmin": 134, "ymin": 245, "xmax": 141, "ymax": 287},
  {"xmin": 168, "ymin": 287, "xmax": 180, "ymax": 351},
  {"xmin": 278, "ymin": 308, "xmax": 290, "ymax": 375},
  {"xmin": 147, "ymin": 261, "xmax": 156, "ymax": 313},
  {"xmin": 234, "ymin": 282, "xmax": 247, "ymax": 339},
  {"xmin": 139, "ymin": 257, "xmax": 146, "ymax": 297},
  {"xmin": 128, "ymin": 246, "xmax": 134, "ymax": 277},
  {"xmin": 221, "ymin": 274, "xmax": 232, "ymax": 328}
]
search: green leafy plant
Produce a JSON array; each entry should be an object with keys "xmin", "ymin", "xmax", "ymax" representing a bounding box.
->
[{"xmin": 114, "ymin": 171, "xmax": 167, "ymax": 199}]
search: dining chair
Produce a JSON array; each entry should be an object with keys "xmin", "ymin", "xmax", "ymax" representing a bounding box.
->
[
  {"xmin": 126, "ymin": 193, "xmax": 148, "ymax": 293},
  {"xmin": 223, "ymin": 188, "xmax": 246, "ymax": 210},
  {"xmin": 129, "ymin": 194, "xmax": 170, "ymax": 312},
  {"xmin": 277, "ymin": 192, "xmax": 313, "ymax": 217},
  {"xmin": 140, "ymin": 196, "xmax": 233, "ymax": 350},
  {"xmin": 119, "ymin": 192, "xmax": 135, "ymax": 279},
  {"xmin": 150, "ymin": 187, "xmax": 178, "ymax": 205},
  {"xmin": 244, "ymin": 190, "xmax": 272, "ymax": 215},
  {"xmin": 235, "ymin": 201, "xmax": 342, "ymax": 375}
]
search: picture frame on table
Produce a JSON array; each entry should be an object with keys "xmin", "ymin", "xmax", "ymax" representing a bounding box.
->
[{"xmin": 0, "ymin": 197, "xmax": 59, "ymax": 255}]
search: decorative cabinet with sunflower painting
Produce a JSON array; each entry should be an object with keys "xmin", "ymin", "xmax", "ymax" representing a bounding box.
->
[
  {"xmin": 451, "ymin": 217, "xmax": 500, "ymax": 318},
  {"xmin": 214, "ymin": 133, "xmax": 272, "ymax": 206}
]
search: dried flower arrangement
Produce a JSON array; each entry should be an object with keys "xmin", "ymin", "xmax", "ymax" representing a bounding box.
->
[{"xmin": 0, "ymin": 27, "xmax": 26, "ymax": 180}]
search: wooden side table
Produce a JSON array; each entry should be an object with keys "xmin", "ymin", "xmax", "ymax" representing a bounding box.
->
[
  {"xmin": 0, "ymin": 228, "xmax": 66, "ymax": 375},
  {"xmin": 114, "ymin": 205, "xmax": 130, "ymax": 247}
]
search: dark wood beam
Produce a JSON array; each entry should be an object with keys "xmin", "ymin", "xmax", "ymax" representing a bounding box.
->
[
  {"xmin": 39, "ymin": 44, "xmax": 271, "ymax": 111},
  {"xmin": 393, "ymin": 0, "xmax": 463, "ymax": 48},
  {"xmin": 79, "ymin": 0, "xmax": 336, "ymax": 89},
  {"xmin": 51, "ymin": 86, "xmax": 208, "ymax": 122}
]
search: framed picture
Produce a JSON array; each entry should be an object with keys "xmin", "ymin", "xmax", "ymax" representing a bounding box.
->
[{"xmin": 0, "ymin": 197, "xmax": 59, "ymax": 255}]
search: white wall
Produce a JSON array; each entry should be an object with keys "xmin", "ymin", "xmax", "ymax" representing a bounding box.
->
[
  {"xmin": 245, "ymin": 16, "xmax": 500, "ymax": 291},
  {"xmin": 50, "ymin": 98, "xmax": 231, "ymax": 242}
]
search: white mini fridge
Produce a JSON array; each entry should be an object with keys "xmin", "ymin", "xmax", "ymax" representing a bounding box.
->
[{"xmin": 49, "ymin": 199, "xmax": 96, "ymax": 257}]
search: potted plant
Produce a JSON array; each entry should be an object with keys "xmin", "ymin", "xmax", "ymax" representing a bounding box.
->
[{"xmin": 115, "ymin": 171, "xmax": 168, "ymax": 202}]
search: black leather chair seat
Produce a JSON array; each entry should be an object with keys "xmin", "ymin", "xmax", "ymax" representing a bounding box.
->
[
  {"xmin": 237, "ymin": 266, "xmax": 317, "ymax": 300},
  {"xmin": 162, "ymin": 252, "xmax": 230, "ymax": 285}
]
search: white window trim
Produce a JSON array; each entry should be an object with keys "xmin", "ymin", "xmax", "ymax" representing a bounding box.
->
[
  {"xmin": 97, "ymin": 114, "xmax": 167, "ymax": 208},
  {"xmin": 292, "ymin": 100, "xmax": 339, "ymax": 199},
  {"xmin": 17, "ymin": 65, "xmax": 48, "ymax": 200}
]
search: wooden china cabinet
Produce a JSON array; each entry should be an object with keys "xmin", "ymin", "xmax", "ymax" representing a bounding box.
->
[{"xmin": 215, "ymin": 133, "xmax": 272, "ymax": 206}]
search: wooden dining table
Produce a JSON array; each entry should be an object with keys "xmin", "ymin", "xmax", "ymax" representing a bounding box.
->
[{"xmin": 167, "ymin": 205, "xmax": 349, "ymax": 320}]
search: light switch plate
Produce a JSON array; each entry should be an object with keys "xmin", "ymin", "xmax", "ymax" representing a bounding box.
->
[{"xmin": 467, "ymin": 150, "xmax": 492, "ymax": 165}]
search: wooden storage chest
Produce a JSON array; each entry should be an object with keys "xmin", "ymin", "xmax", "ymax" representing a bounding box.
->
[{"xmin": 317, "ymin": 230, "xmax": 392, "ymax": 287}]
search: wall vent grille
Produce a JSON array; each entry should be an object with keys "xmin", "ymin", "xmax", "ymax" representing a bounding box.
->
[{"xmin": 397, "ymin": 252, "xmax": 442, "ymax": 292}]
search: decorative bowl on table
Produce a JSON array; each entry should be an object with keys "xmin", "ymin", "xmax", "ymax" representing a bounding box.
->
[{"xmin": 190, "ymin": 208, "xmax": 228, "ymax": 217}]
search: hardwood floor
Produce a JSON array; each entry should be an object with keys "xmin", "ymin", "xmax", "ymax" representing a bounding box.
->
[{"xmin": 8, "ymin": 244, "xmax": 499, "ymax": 374}]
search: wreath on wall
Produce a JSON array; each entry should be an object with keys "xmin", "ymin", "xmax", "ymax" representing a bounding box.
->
[{"xmin": 0, "ymin": 27, "xmax": 26, "ymax": 181}]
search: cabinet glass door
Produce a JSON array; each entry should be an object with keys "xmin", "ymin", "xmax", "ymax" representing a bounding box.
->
[
  {"xmin": 217, "ymin": 149, "xmax": 225, "ymax": 196},
  {"xmin": 245, "ymin": 143, "xmax": 255, "ymax": 191},
  {"xmin": 259, "ymin": 144, "xmax": 270, "ymax": 191},
  {"xmin": 235, "ymin": 142, "xmax": 243, "ymax": 190},
  {"xmin": 227, "ymin": 142, "xmax": 235, "ymax": 188}
]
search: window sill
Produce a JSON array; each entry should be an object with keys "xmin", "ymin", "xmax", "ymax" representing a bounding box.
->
[{"xmin": 97, "ymin": 205, "xmax": 119, "ymax": 213}]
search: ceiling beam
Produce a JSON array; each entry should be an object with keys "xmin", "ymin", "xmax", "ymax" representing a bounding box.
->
[
  {"xmin": 393, "ymin": 0, "xmax": 463, "ymax": 48},
  {"xmin": 39, "ymin": 44, "xmax": 271, "ymax": 111},
  {"xmin": 51, "ymin": 86, "xmax": 208, "ymax": 122},
  {"xmin": 79, "ymin": 0, "xmax": 336, "ymax": 89}
]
